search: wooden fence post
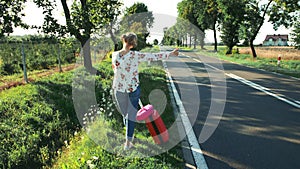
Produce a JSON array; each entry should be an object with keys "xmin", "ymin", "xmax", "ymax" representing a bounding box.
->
[
  {"xmin": 57, "ymin": 43, "xmax": 62, "ymax": 72},
  {"xmin": 21, "ymin": 42, "xmax": 28, "ymax": 83}
]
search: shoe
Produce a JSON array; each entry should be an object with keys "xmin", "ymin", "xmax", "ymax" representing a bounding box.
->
[{"xmin": 124, "ymin": 142, "xmax": 134, "ymax": 150}]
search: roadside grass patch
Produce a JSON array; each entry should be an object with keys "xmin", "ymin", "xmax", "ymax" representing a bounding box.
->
[
  {"xmin": 0, "ymin": 71, "xmax": 79, "ymax": 168},
  {"xmin": 52, "ymin": 59, "xmax": 184, "ymax": 168}
]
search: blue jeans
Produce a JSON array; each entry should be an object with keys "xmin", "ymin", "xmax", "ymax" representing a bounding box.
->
[{"xmin": 114, "ymin": 86, "xmax": 140, "ymax": 142}]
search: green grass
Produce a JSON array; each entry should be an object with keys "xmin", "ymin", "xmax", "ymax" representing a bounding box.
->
[
  {"xmin": 0, "ymin": 64, "xmax": 75, "ymax": 86},
  {"xmin": 188, "ymin": 46, "xmax": 300, "ymax": 78},
  {"xmin": 0, "ymin": 70, "xmax": 79, "ymax": 168},
  {"xmin": 1, "ymin": 53, "xmax": 184, "ymax": 169},
  {"xmin": 140, "ymin": 45, "xmax": 161, "ymax": 53},
  {"xmin": 51, "ymin": 59, "xmax": 184, "ymax": 169}
]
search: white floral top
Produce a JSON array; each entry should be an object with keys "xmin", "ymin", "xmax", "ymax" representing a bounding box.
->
[{"xmin": 112, "ymin": 51, "xmax": 170, "ymax": 93}]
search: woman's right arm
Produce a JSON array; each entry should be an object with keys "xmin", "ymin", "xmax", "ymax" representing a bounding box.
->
[{"xmin": 136, "ymin": 48, "xmax": 178, "ymax": 62}]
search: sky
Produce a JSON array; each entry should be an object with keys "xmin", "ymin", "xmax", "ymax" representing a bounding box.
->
[{"xmin": 12, "ymin": 0, "xmax": 292, "ymax": 45}]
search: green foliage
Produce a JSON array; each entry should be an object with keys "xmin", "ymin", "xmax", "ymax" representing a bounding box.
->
[
  {"xmin": 124, "ymin": 2, "xmax": 154, "ymax": 29},
  {"xmin": 291, "ymin": 22, "xmax": 300, "ymax": 49},
  {"xmin": 177, "ymin": 0, "xmax": 206, "ymax": 48},
  {"xmin": 0, "ymin": 72, "xmax": 78, "ymax": 168},
  {"xmin": 0, "ymin": 58, "xmax": 118, "ymax": 168},
  {"xmin": 218, "ymin": 0, "xmax": 246, "ymax": 54},
  {"xmin": 54, "ymin": 123, "xmax": 182, "ymax": 169},
  {"xmin": 32, "ymin": 0, "xmax": 123, "ymax": 70},
  {"xmin": 0, "ymin": 0, "xmax": 29, "ymax": 37},
  {"xmin": 268, "ymin": 0, "xmax": 300, "ymax": 29},
  {"xmin": 0, "ymin": 35, "xmax": 79, "ymax": 75},
  {"xmin": 121, "ymin": 2, "xmax": 154, "ymax": 51}
]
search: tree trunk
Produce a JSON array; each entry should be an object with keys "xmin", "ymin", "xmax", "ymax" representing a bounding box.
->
[
  {"xmin": 189, "ymin": 34, "xmax": 192, "ymax": 48},
  {"xmin": 194, "ymin": 33, "xmax": 197, "ymax": 49},
  {"xmin": 249, "ymin": 0, "xmax": 273, "ymax": 58},
  {"xmin": 185, "ymin": 35, "xmax": 188, "ymax": 47},
  {"xmin": 226, "ymin": 46, "xmax": 233, "ymax": 54},
  {"xmin": 213, "ymin": 24, "xmax": 218, "ymax": 52},
  {"xmin": 81, "ymin": 38, "xmax": 95, "ymax": 73},
  {"xmin": 200, "ymin": 32, "xmax": 205, "ymax": 50},
  {"xmin": 250, "ymin": 40, "xmax": 257, "ymax": 58},
  {"xmin": 109, "ymin": 22, "xmax": 118, "ymax": 51}
]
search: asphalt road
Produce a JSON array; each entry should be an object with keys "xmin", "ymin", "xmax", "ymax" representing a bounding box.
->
[{"xmin": 165, "ymin": 51, "xmax": 300, "ymax": 169}]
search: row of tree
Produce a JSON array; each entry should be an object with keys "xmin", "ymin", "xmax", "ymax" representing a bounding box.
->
[
  {"xmin": 171, "ymin": 0, "xmax": 299, "ymax": 57},
  {"xmin": 1, "ymin": 0, "xmax": 155, "ymax": 72}
]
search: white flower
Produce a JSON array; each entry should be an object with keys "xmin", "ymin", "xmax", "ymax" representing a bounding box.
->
[
  {"xmin": 64, "ymin": 140, "xmax": 68, "ymax": 147},
  {"xmin": 92, "ymin": 156, "xmax": 99, "ymax": 160}
]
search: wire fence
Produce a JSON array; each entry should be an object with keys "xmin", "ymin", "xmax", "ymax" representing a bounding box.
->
[{"xmin": 0, "ymin": 36, "xmax": 112, "ymax": 84}]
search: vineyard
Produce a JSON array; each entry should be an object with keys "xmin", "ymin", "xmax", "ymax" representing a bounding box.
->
[{"xmin": 0, "ymin": 36, "xmax": 80, "ymax": 75}]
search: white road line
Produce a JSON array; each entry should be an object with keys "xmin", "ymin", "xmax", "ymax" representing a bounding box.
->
[
  {"xmin": 189, "ymin": 57, "xmax": 300, "ymax": 109},
  {"xmin": 179, "ymin": 52, "xmax": 190, "ymax": 58},
  {"xmin": 192, "ymin": 58, "xmax": 220, "ymax": 71},
  {"xmin": 226, "ymin": 73, "xmax": 300, "ymax": 109},
  {"xmin": 163, "ymin": 61, "xmax": 209, "ymax": 169}
]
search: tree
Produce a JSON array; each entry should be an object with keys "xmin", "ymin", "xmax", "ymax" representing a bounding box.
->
[
  {"xmin": 121, "ymin": 2, "xmax": 154, "ymax": 51},
  {"xmin": 291, "ymin": 22, "xmax": 300, "ymax": 49},
  {"xmin": 239, "ymin": 0, "xmax": 299, "ymax": 57},
  {"xmin": 33, "ymin": 0, "xmax": 122, "ymax": 72},
  {"xmin": 218, "ymin": 0, "xmax": 246, "ymax": 54},
  {"xmin": 0, "ymin": 0, "xmax": 29, "ymax": 37},
  {"xmin": 240, "ymin": 0, "xmax": 273, "ymax": 58},
  {"xmin": 268, "ymin": 0, "xmax": 300, "ymax": 29},
  {"xmin": 177, "ymin": 0, "xmax": 206, "ymax": 49},
  {"xmin": 268, "ymin": 0, "xmax": 300, "ymax": 49},
  {"xmin": 196, "ymin": 0, "xmax": 221, "ymax": 51}
]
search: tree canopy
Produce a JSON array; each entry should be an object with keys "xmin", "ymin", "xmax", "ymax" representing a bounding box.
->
[
  {"xmin": 121, "ymin": 2, "xmax": 154, "ymax": 50},
  {"xmin": 36, "ymin": 0, "xmax": 122, "ymax": 71},
  {"xmin": 0, "ymin": 0, "xmax": 28, "ymax": 37}
]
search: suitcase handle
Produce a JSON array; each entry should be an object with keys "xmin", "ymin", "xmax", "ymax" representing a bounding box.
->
[{"xmin": 136, "ymin": 104, "xmax": 154, "ymax": 121}]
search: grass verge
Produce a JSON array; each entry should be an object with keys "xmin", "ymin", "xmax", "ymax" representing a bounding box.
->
[{"xmin": 51, "ymin": 59, "xmax": 184, "ymax": 168}]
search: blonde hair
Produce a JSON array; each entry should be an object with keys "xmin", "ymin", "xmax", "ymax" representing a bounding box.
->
[{"xmin": 121, "ymin": 32, "xmax": 137, "ymax": 47}]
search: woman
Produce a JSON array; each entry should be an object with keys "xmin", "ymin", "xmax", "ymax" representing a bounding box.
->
[{"xmin": 112, "ymin": 32, "xmax": 178, "ymax": 150}]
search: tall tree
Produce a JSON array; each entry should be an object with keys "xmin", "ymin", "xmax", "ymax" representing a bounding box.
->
[
  {"xmin": 218, "ymin": 0, "xmax": 246, "ymax": 54},
  {"xmin": 121, "ymin": 2, "xmax": 154, "ymax": 50},
  {"xmin": 240, "ymin": 0, "xmax": 299, "ymax": 57},
  {"xmin": 291, "ymin": 22, "xmax": 300, "ymax": 49},
  {"xmin": 0, "ymin": 0, "xmax": 29, "ymax": 37},
  {"xmin": 268, "ymin": 0, "xmax": 300, "ymax": 49},
  {"xmin": 196, "ymin": 0, "xmax": 221, "ymax": 51},
  {"xmin": 240, "ymin": 0, "xmax": 273, "ymax": 58},
  {"xmin": 33, "ymin": 0, "xmax": 122, "ymax": 72},
  {"xmin": 268, "ymin": 0, "xmax": 300, "ymax": 29},
  {"xmin": 177, "ymin": 0, "xmax": 206, "ymax": 49}
]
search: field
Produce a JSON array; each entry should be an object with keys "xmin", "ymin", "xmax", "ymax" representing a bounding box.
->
[
  {"xmin": 189, "ymin": 45, "xmax": 300, "ymax": 78},
  {"xmin": 239, "ymin": 46, "xmax": 300, "ymax": 60}
]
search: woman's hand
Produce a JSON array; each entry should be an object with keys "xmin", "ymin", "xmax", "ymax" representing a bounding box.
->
[{"xmin": 170, "ymin": 48, "xmax": 179, "ymax": 57}]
